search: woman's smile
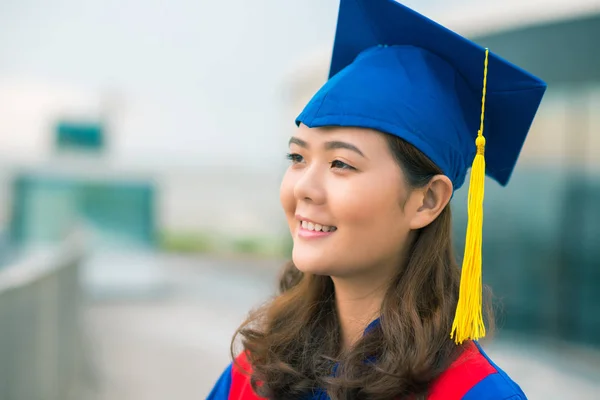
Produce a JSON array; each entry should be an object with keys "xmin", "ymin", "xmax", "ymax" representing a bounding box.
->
[{"xmin": 296, "ymin": 216, "xmax": 338, "ymax": 239}]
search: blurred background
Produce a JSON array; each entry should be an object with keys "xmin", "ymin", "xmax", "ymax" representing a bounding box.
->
[{"xmin": 0, "ymin": 0, "xmax": 599, "ymax": 399}]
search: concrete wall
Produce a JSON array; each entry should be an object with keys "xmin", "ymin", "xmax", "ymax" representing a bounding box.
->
[{"xmin": 0, "ymin": 234, "xmax": 85, "ymax": 400}]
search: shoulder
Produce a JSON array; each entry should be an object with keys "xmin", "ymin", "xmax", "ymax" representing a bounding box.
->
[
  {"xmin": 206, "ymin": 352, "xmax": 265, "ymax": 400},
  {"xmin": 428, "ymin": 341, "xmax": 527, "ymax": 400}
]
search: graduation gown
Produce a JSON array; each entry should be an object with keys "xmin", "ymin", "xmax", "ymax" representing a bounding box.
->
[{"xmin": 206, "ymin": 341, "xmax": 527, "ymax": 399}]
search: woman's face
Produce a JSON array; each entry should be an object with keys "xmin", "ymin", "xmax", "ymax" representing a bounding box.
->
[{"xmin": 280, "ymin": 124, "xmax": 415, "ymax": 278}]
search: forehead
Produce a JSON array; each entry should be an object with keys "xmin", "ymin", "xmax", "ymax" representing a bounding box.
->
[{"xmin": 294, "ymin": 124, "xmax": 386, "ymax": 145}]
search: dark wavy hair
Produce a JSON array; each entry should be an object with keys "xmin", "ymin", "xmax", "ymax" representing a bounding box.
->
[{"xmin": 231, "ymin": 134, "xmax": 494, "ymax": 399}]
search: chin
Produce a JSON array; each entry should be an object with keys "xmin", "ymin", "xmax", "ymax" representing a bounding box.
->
[
  {"xmin": 292, "ymin": 248, "xmax": 338, "ymax": 276},
  {"xmin": 292, "ymin": 249, "xmax": 361, "ymax": 278},
  {"xmin": 292, "ymin": 245, "xmax": 377, "ymax": 279}
]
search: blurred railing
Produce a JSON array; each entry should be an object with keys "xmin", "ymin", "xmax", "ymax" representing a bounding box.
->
[{"xmin": 0, "ymin": 233, "xmax": 85, "ymax": 400}]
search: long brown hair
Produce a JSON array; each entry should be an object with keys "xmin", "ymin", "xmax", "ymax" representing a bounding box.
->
[{"xmin": 231, "ymin": 135, "xmax": 493, "ymax": 399}]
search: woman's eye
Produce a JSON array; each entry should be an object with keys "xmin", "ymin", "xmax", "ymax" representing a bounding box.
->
[
  {"xmin": 286, "ymin": 153, "xmax": 304, "ymax": 164},
  {"xmin": 331, "ymin": 160, "xmax": 355, "ymax": 170}
]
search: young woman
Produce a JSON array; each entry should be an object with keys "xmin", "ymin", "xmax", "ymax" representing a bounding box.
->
[{"xmin": 208, "ymin": 0, "xmax": 546, "ymax": 399}]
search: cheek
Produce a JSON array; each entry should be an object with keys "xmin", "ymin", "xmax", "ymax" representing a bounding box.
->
[
  {"xmin": 330, "ymin": 177, "xmax": 409, "ymax": 261},
  {"xmin": 334, "ymin": 177, "xmax": 405, "ymax": 228},
  {"xmin": 279, "ymin": 170, "xmax": 296, "ymax": 218}
]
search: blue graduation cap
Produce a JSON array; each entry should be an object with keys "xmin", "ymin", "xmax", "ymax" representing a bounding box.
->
[{"xmin": 295, "ymin": 0, "xmax": 547, "ymax": 344}]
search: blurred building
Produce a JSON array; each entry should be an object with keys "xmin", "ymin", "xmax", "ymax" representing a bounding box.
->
[
  {"xmin": 0, "ymin": 86, "xmax": 288, "ymax": 259},
  {"xmin": 282, "ymin": 1, "xmax": 600, "ymax": 350}
]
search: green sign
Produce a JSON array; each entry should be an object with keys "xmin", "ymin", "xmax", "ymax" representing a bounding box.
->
[{"xmin": 55, "ymin": 121, "xmax": 105, "ymax": 152}]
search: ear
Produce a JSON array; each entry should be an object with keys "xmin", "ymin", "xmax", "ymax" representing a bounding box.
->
[{"xmin": 408, "ymin": 175, "xmax": 453, "ymax": 230}]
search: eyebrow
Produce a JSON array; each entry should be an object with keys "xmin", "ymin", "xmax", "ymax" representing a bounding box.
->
[{"xmin": 288, "ymin": 136, "xmax": 366, "ymax": 158}]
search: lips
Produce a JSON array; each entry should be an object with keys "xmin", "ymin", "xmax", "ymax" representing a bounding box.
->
[
  {"xmin": 300, "ymin": 220, "xmax": 338, "ymax": 232},
  {"xmin": 294, "ymin": 215, "xmax": 338, "ymax": 239}
]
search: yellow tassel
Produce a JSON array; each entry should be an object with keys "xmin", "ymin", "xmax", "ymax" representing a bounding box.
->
[{"xmin": 451, "ymin": 48, "xmax": 489, "ymax": 345}]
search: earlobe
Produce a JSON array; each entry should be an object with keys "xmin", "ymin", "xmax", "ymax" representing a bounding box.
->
[{"xmin": 409, "ymin": 175, "xmax": 453, "ymax": 230}]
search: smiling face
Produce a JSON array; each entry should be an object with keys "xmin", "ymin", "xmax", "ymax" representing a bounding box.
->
[{"xmin": 279, "ymin": 124, "xmax": 417, "ymax": 278}]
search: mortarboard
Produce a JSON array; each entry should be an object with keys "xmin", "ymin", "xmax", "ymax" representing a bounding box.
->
[{"xmin": 295, "ymin": 0, "xmax": 547, "ymax": 344}]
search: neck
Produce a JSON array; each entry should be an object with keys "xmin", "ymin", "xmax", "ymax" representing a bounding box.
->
[{"xmin": 333, "ymin": 272, "xmax": 390, "ymax": 352}]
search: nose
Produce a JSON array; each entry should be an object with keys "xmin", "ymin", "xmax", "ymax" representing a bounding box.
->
[{"xmin": 293, "ymin": 164, "xmax": 326, "ymax": 205}]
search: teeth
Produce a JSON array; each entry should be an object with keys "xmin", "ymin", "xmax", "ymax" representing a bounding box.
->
[{"xmin": 301, "ymin": 220, "xmax": 336, "ymax": 232}]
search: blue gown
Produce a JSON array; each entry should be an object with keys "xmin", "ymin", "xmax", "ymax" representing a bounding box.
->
[{"xmin": 207, "ymin": 340, "xmax": 527, "ymax": 399}]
